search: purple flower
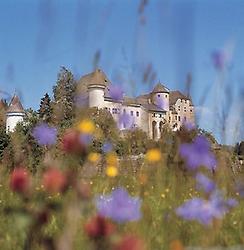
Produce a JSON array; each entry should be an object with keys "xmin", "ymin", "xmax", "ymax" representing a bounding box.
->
[
  {"xmin": 79, "ymin": 134, "xmax": 93, "ymax": 145},
  {"xmin": 155, "ymin": 96, "xmax": 166, "ymax": 110},
  {"xmin": 32, "ymin": 123, "xmax": 57, "ymax": 146},
  {"xmin": 96, "ymin": 187, "xmax": 141, "ymax": 223},
  {"xmin": 108, "ymin": 85, "xmax": 123, "ymax": 100},
  {"xmin": 196, "ymin": 173, "xmax": 216, "ymax": 193},
  {"xmin": 74, "ymin": 94, "xmax": 87, "ymax": 107},
  {"xmin": 182, "ymin": 121, "xmax": 195, "ymax": 131},
  {"xmin": 211, "ymin": 50, "xmax": 227, "ymax": 71},
  {"xmin": 179, "ymin": 135, "xmax": 217, "ymax": 170},
  {"xmin": 118, "ymin": 113, "xmax": 134, "ymax": 130},
  {"xmin": 176, "ymin": 191, "xmax": 238, "ymax": 225},
  {"xmin": 102, "ymin": 142, "xmax": 113, "ymax": 153}
]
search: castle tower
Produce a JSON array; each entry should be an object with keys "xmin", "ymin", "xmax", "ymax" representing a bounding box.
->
[
  {"xmin": 6, "ymin": 95, "xmax": 25, "ymax": 133},
  {"xmin": 151, "ymin": 83, "xmax": 170, "ymax": 111},
  {"xmin": 87, "ymin": 69, "xmax": 110, "ymax": 108}
]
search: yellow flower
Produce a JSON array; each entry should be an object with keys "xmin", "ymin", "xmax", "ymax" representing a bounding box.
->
[
  {"xmin": 145, "ymin": 148, "xmax": 161, "ymax": 163},
  {"xmin": 77, "ymin": 119, "xmax": 95, "ymax": 134},
  {"xmin": 106, "ymin": 166, "xmax": 118, "ymax": 177},
  {"xmin": 88, "ymin": 152, "xmax": 101, "ymax": 163},
  {"xmin": 106, "ymin": 152, "xmax": 118, "ymax": 166},
  {"xmin": 161, "ymin": 193, "xmax": 165, "ymax": 198}
]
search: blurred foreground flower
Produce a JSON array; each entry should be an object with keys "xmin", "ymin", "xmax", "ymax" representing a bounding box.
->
[
  {"xmin": 113, "ymin": 235, "xmax": 145, "ymax": 250},
  {"xmin": 10, "ymin": 167, "xmax": 30, "ymax": 194},
  {"xmin": 118, "ymin": 113, "xmax": 134, "ymax": 130},
  {"xmin": 145, "ymin": 148, "xmax": 161, "ymax": 163},
  {"xmin": 102, "ymin": 141, "xmax": 113, "ymax": 153},
  {"xmin": 169, "ymin": 240, "xmax": 184, "ymax": 250},
  {"xmin": 96, "ymin": 188, "xmax": 141, "ymax": 223},
  {"xmin": 61, "ymin": 129, "xmax": 86, "ymax": 155},
  {"xmin": 179, "ymin": 135, "xmax": 217, "ymax": 170},
  {"xmin": 88, "ymin": 152, "xmax": 101, "ymax": 164},
  {"xmin": 176, "ymin": 191, "xmax": 238, "ymax": 225},
  {"xmin": 108, "ymin": 85, "xmax": 123, "ymax": 100},
  {"xmin": 196, "ymin": 173, "xmax": 216, "ymax": 193},
  {"xmin": 77, "ymin": 119, "xmax": 95, "ymax": 134},
  {"xmin": 84, "ymin": 215, "xmax": 115, "ymax": 239},
  {"xmin": 106, "ymin": 166, "xmax": 118, "ymax": 177},
  {"xmin": 42, "ymin": 168, "xmax": 67, "ymax": 194},
  {"xmin": 32, "ymin": 123, "xmax": 57, "ymax": 146}
]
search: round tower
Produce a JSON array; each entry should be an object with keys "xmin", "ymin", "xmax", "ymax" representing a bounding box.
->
[
  {"xmin": 151, "ymin": 83, "xmax": 170, "ymax": 111},
  {"xmin": 6, "ymin": 95, "xmax": 25, "ymax": 133},
  {"xmin": 87, "ymin": 69, "xmax": 109, "ymax": 108}
]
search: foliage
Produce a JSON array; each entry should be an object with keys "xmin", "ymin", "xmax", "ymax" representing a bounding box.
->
[
  {"xmin": 52, "ymin": 67, "xmax": 76, "ymax": 126},
  {"xmin": 38, "ymin": 93, "xmax": 52, "ymax": 123}
]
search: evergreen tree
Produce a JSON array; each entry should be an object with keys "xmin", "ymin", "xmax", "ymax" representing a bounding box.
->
[
  {"xmin": 38, "ymin": 93, "xmax": 52, "ymax": 122},
  {"xmin": 52, "ymin": 67, "xmax": 76, "ymax": 126},
  {"xmin": 0, "ymin": 124, "xmax": 9, "ymax": 160}
]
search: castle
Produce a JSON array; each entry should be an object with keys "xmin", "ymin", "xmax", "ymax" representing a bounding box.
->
[
  {"xmin": 77, "ymin": 69, "xmax": 195, "ymax": 139},
  {"xmin": 3, "ymin": 69, "xmax": 195, "ymax": 139}
]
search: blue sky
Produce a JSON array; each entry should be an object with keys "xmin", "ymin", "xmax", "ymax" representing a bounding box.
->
[{"xmin": 0, "ymin": 0, "xmax": 243, "ymax": 144}]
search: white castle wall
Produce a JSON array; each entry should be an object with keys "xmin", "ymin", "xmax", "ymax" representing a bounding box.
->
[{"xmin": 6, "ymin": 113, "xmax": 24, "ymax": 133}]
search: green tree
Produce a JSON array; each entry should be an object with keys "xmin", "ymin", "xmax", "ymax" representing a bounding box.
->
[
  {"xmin": 38, "ymin": 93, "xmax": 52, "ymax": 122},
  {"xmin": 0, "ymin": 125, "xmax": 9, "ymax": 160},
  {"xmin": 52, "ymin": 67, "xmax": 76, "ymax": 126}
]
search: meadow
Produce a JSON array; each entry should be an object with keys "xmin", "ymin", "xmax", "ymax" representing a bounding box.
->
[{"xmin": 0, "ymin": 113, "xmax": 243, "ymax": 250}]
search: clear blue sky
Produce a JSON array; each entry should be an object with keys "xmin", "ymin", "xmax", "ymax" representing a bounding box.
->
[{"xmin": 0, "ymin": 0, "xmax": 243, "ymax": 144}]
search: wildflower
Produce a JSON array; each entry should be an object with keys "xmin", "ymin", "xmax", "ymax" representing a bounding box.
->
[
  {"xmin": 61, "ymin": 129, "xmax": 86, "ymax": 154},
  {"xmin": 88, "ymin": 152, "xmax": 101, "ymax": 163},
  {"xmin": 96, "ymin": 187, "xmax": 142, "ymax": 223},
  {"xmin": 118, "ymin": 113, "xmax": 134, "ymax": 130},
  {"xmin": 74, "ymin": 94, "xmax": 87, "ymax": 107},
  {"xmin": 196, "ymin": 173, "xmax": 216, "ymax": 193},
  {"xmin": 42, "ymin": 168, "xmax": 67, "ymax": 194},
  {"xmin": 155, "ymin": 96, "xmax": 166, "ymax": 110},
  {"xmin": 102, "ymin": 141, "xmax": 113, "ymax": 153},
  {"xmin": 77, "ymin": 119, "xmax": 95, "ymax": 134},
  {"xmin": 32, "ymin": 123, "xmax": 57, "ymax": 146},
  {"xmin": 145, "ymin": 148, "xmax": 161, "ymax": 163},
  {"xmin": 113, "ymin": 235, "xmax": 145, "ymax": 250},
  {"xmin": 176, "ymin": 191, "xmax": 238, "ymax": 225},
  {"xmin": 106, "ymin": 152, "xmax": 118, "ymax": 166},
  {"xmin": 10, "ymin": 167, "xmax": 30, "ymax": 194},
  {"xmin": 108, "ymin": 85, "xmax": 123, "ymax": 100},
  {"xmin": 79, "ymin": 134, "xmax": 93, "ymax": 145},
  {"xmin": 182, "ymin": 121, "xmax": 195, "ymax": 131},
  {"xmin": 84, "ymin": 215, "xmax": 115, "ymax": 239},
  {"xmin": 170, "ymin": 240, "xmax": 184, "ymax": 250},
  {"xmin": 211, "ymin": 49, "xmax": 227, "ymax": 71},
  {"xmin": 179, "ymin": 135, "xmax": 217, "ymax": 170},
  {"xmin": 106, "ymin": 166, "xmax": 118, "ymax": 177}
]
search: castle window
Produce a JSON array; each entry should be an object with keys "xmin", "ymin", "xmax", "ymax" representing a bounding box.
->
[
  {"xmin": 159, "ymin": 114, "xmax": 162, "ymax": 118},
  {"xmin": 136, "ymin": 111, "xmax": 139, "ymax": 117},
  {"xmin": 190, "ymin": 109, "xmax": 192, "ymax": 112},
  {"xmin": 175, "ymin": 115, "xmax": 177, "ymax": 120},
  {"xmin": 153, "ymin": 113, "xmax": 156, "ymax": 117},
  {"xmin": 184, "ymin": 117, "xmax": 187, "ymax": 121},
  {"xmin": 158, "ymin": 94, "xmax": 160, "ymax": 97},
  {"xmin": 131, "ymin": 111, "xmax": 133, "ymax": 116},
  {"xmin": 178, "ymin": 116, "xmax": 181, "ymax": 121},
  {"xmin": 165, "ymin": 95, "xmax": 167, "ymax": 98},
  {"xmin": 169, "ymin": 116, "xmax": 171, "ymax": 120}
]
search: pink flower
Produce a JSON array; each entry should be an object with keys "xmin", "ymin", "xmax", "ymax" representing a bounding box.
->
[
  {"xmin": 42, "ymin": 168, "xmax": 67, "ymax": 194},
  {"xmin": 10, "ymin": 167, "xmax": 30, "ymax": 194},
  {"xmin": 84, "ymin": 215, "xmax": 115, "ymax": 239}
]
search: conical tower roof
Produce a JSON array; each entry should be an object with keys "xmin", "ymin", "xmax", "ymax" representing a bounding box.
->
[
  {"xmin": 6, "ymin": 95, "xmax": 24, "ymax": 113},
  {"xmin": 152, "ymin": 83, "xmax": 169, "ymax": 93}
]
